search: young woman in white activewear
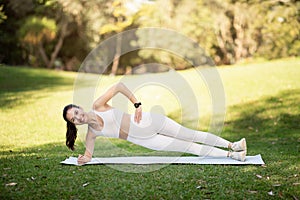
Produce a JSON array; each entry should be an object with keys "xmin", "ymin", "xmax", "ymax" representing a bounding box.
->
[{"xmin": 63, "ymin": 82, "xmax": 247, "ymax": 165}]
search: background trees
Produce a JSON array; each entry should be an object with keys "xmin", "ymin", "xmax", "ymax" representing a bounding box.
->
[{"xmin": 0, "ymin": 0, "xmax": 299, "ymax": 73}]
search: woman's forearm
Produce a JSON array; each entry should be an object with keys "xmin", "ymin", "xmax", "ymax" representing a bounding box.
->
[
  {"xmin": 118, "ymin": 82, "xmax": 140, "ymax": 104},
  {"xmin": 84, "ymin": 133, "xmax": 95, "ymax": 159},
  {"xmin": 77, "ymin": 132, "xmax": 95, "ymax": 164},
  {"xmin": 84, "ymin": 149, "xmax": 92, "ymax": 159},
  {"xmin": 118, "ymin": 82, "xmax": 142, "ymax": 123}
]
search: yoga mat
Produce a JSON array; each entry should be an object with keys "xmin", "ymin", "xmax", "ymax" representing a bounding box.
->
[{"xmin": 61, "ymin": 154, "xmax": 265, "ymax": 166}]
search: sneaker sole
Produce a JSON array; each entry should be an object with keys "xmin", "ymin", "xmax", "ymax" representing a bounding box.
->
[
  {"xmin": 241, "ymin": 138, "xmax": 247, "ymax": 151},
  {"xmin": 240, "ymin": 150, "xmax": 246, "ymax": 162}
]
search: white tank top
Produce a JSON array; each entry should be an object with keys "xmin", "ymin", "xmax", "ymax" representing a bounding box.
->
[{"xmin": 89, "ymin": 108, "xmax": 124, "ymax": 138}]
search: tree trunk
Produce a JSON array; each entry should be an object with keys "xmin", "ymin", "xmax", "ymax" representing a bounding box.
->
[
  {"xmin": 38, "ymin": 43, "xmax": 50, "ymax": 68},
  {"xmin": 36, "ymin": 22, "xmax": 69, "ymax": 68},
  {"xmin": 234, "ymin": 22, "xmax": 244, "ymax": 61},
  {"xmin": 216, "ymin": 31, "xmax": 231, "ymax": 65},
  {"xmin": 111, "ymin": 34, "xmax": 122, "ymax": 75},
  {"xmin": 47, "ymin": 22, "xmax": 69, "ymax": 68}
]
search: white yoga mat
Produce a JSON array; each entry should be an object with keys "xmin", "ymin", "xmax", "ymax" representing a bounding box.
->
[{"xmin": 61, "ymin": 154, "xmax": 265, "ymax": 166}]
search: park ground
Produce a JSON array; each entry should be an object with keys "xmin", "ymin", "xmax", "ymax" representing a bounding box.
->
[{"xmin": 0, "ymin": 58, "xmax": 299, "ymax": 199}]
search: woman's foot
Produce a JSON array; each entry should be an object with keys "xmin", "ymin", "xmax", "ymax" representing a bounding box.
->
[
  {"xmin": 231, "ymin": 138, "xmax": 247, "ymax": 152},
  {"xmin": 229, "ymin": 151, "xmax": 246, "ymax": 162}
]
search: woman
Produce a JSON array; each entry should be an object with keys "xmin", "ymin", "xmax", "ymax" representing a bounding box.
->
[{"xmin": 63, "ymin": 82, "xmax": 247, "ymax": 165}]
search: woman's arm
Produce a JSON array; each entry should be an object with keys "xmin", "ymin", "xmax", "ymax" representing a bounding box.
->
[
  {"xmin": 93, "ymin": 82, "xmax": 139, "ymax": 107},
  {"xmin": 93, "ymin": 82, "xmax": 142, "ymax": 123},
  {"xmin": 77, "ymin": 130, "xmax": 96, "ymax": 165}
]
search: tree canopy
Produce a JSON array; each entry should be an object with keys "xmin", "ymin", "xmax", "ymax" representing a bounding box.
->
[{"xmin": 0, "ymin": 0, "xmax": 299, "ymax": 74}]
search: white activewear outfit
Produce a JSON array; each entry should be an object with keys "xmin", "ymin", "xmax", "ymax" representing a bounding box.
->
[{"xmin": 90, "ymin": 108, "xmax": 230, "ymax": 157}]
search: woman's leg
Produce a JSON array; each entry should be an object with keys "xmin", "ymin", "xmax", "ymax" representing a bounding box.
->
[
  {"xmin": 153, "ymin": 114, "xmax": 231, "ymax": 148},
  {"xmin": 127, "ymin": 134, "xmax": 229, "ymax": 157}
]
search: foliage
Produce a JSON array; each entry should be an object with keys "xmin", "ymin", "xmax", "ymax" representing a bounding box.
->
[
  {"xmin": 99, "ymin": 0, "xmax": 136, "ymax": 75},
  {"xmin": 256, "ymin": 0, "xmax": 300, "ymax": 59},
  {"xmin": 0, "ymin": 5, "xmax": 6, "ymax": 24},
  {"xmin": 0, "ymin": 58, "xmax": 299, "ymax": 199},
  {"xmin": 100, "ymin": 0, "xmax": 134, "ymax": 35},
  {"xmin": 0, "ymin": 0, "xmax": 299, "ymax": 71},
  {"xmin": 18, "ymin": 15, "xmax": 69, "ymax": 68},
  {"xmin": 19, "ymin": 16, "xmax": 56, "ymax": 47}
]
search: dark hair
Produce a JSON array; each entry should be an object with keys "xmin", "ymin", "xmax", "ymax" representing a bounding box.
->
[{"xmin": 63, "ymin": 104, "xmax": 79, "ymax": 151}]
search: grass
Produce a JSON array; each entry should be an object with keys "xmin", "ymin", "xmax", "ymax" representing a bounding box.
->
[{"xmin": 0, "ymin": 58, "xmax": 299, "ymax": 199}]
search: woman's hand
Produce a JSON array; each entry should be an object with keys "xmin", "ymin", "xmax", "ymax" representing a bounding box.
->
[
  {"xmin": 134, "ymin": 106, "xmax": 142, "ymax": 124},
  {"xmin": 77, "ymin": 154, "xmax": 91, "ymax": 165}
]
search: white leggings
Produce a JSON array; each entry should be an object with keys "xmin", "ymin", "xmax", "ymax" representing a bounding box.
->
[{"xmin": 126, "ymin": 112, "xmax": 230, "ymax": 157}]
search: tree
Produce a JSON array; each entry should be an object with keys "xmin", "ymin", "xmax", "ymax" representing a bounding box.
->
[
  {"xmin": 56, "ymin": 0, "xmax": 110, "ymax": 71},
  {"xmin": 133, "ymin": 0, "xmax": 197, "ymax": 69},
  {"xmin": 99, "ymin": 0, "xmax": 135, "ymax": 75},
  {"xmin": 209, "ymin": 0, "xmax": 259, "ymax": 64},
  {"xmin": 201, "ymin": 0, "xmax": 300, "ymax": 63},
  {"xmin": 1, "ymin": 0, "xmax": 299, "ymax": 69},
  {"xmin": 255, "ymin": 0, "xmax": 300, "ymax": 59},
  {"xmin": 0, "ymin": 0, "xmax": 34, "ymax": 65},
  {"xmin": 19, "ymin": 16, "xmax": 70, "ymax": 68}
]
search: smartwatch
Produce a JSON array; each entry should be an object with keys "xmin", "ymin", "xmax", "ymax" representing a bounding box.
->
[{"xmin": 134, "ymin": 102, "xmax": 142, "ymax": 108}]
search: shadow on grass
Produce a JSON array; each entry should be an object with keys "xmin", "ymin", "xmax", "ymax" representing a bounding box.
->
[
  {"xmin": 0, "ymin": 66, "xmax": 74, "ymax": 109},
  {"xmin": 1, "ymin": 132, "xmax": 299, "ymax": 199},
  {"xmin": 223, "ymin": 89, "xmax": 299, "ymax": 196},
  {"xmin": 225, "ymin": 89, "xmax": 299, "ymax": 150},
  {"xmin": 0, "ymin": 142, "xmax": 190, "ymax": 199},
  {"xmin": 227, "ymin": 89, "xmax": 299, "ymax": 135}
]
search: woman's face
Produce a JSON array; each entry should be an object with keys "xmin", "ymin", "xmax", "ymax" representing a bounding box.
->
[{"xmin": 66, "ymin": 107, "xmax": 88, "ymax": 125}]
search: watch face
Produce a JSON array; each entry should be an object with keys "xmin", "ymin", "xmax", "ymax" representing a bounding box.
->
[{"xmin": 135, "ymin": 103, "xmax": 141, "ymax": 108}]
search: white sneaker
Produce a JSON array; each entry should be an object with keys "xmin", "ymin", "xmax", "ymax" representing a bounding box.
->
[
  {"xmin": 229, "ymin": 151, "xmax": 246, "ymax": 162},
  {"xmin": 231, "ymin": 138, "xmax": 247, "ymax": 152}
]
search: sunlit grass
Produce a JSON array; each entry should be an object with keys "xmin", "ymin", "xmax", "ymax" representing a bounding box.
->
[{"xmin": 0, "ymin": 58, "xmax": 299, "ymax": 199}]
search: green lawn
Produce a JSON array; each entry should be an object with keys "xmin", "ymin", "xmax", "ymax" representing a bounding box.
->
[{"xmin": 0, "ymin": 58, "xmax": 299, "ymax": 199}]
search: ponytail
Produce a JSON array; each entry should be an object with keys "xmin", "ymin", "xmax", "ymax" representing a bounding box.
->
[
  {"xmin": 66, "ymin": 121, "xmax": 77, "ymax": 151},
  {"xmin": 63, "ymin": 104, "xmax": 79, "ymax": 151}
]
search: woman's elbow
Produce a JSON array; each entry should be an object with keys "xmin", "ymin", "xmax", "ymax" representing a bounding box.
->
[
  {"xmin": 116, "ymin": 82, "xmax": 126, "ymax": 91},
  {"xmin": 117, "ymin": 82, "xmax": 125, "ymax": 88}
]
